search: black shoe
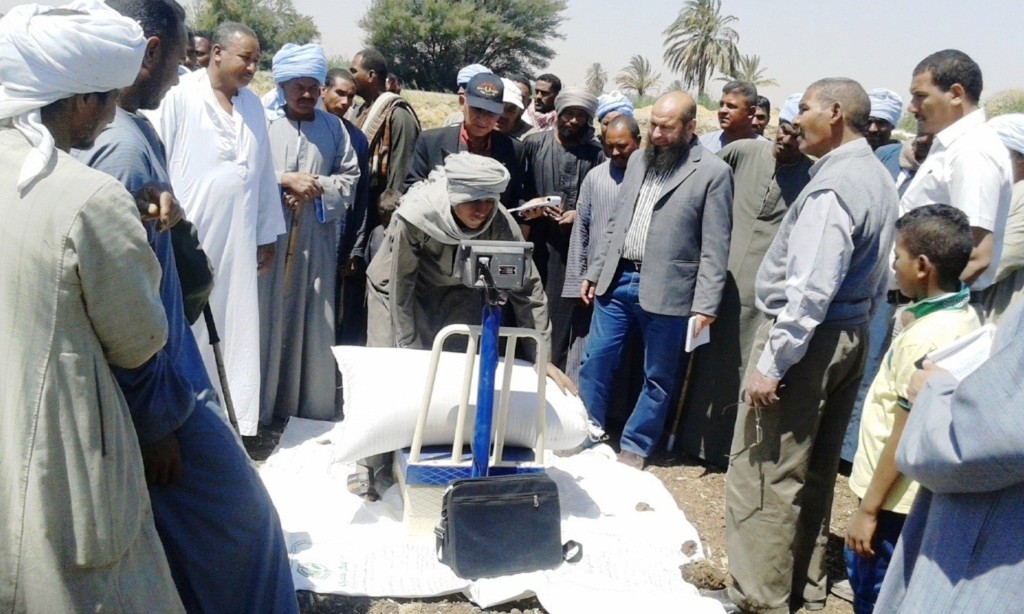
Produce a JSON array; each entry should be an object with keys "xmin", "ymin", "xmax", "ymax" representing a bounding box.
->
[{"xmin": 699, "ymin": 588, "xmax": 741, "ymax": 614}]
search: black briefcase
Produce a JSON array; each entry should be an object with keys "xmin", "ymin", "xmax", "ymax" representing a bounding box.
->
[{"xmin": 435, "ymin": 473, "xmax": 564, "ymax": 579}]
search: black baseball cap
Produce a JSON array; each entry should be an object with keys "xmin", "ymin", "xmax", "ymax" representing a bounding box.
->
[{"xmin": 465, "ymin": 73, "xmax": 504, "ymax": 115}]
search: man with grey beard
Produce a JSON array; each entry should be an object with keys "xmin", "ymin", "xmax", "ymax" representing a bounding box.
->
[{"xmin": 579, "ymin": 91, "xmax": 733, "ymax": 469}]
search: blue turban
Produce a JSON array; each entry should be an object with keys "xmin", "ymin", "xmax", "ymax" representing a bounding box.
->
[
  {"xmin": 457, "ymin": 63, "xmax": 491, "ymax": 88},
  {"xmin": 780, "ymin": 92, "xmax": 803, "ymax": 124},
  {"xmin": 868, "ymin": 88, "xmax": 903, "ymax": 128},
  {"xmin": 272, "ymin": 43, "xmax": 328, "ymax": 85},
  {"xmin": 596, "ymin": 91, "xmax": 634, "ymax": 121},
  {"xmin": 266, "ymin": 43, "xmax": 327, "ymax": 119}
]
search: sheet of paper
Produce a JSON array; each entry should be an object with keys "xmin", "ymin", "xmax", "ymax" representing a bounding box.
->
[
  {"xmin": 685, "ymin": 316, "xmax": 710, "ymax": 353},
  {"xmin": 506, "ymin": 195, "xmax": 562, "ymax": 214},
  {"xmin": 925, "ymin": 323, "xmax": 996, "ymax": 380}
]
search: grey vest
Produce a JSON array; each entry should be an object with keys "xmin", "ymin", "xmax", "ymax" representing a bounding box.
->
[{"xmin": 756, "ymin": 138, "xmax": 897, "ymax": 327}]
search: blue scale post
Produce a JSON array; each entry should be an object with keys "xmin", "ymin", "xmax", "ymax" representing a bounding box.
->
[{"xmin": 470, "ymin": 261, "xmax": 505, "ymax": 478}]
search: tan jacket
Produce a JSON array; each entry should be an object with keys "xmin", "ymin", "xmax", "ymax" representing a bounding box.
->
[{"xmin": 0, "ymin": 129, "xmax": 182, "ymax": 612}]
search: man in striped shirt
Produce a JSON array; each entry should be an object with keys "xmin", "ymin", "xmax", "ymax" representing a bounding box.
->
[{"xmin": 562, "ymin": 115, "xmax": 642, "ymax": 384}]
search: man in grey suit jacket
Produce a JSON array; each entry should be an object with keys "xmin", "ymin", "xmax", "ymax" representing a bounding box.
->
[
  {"xmin": 875, "ymin": 299, "xmax": 1024, "ymax": 612},
  {"xmin": 579, "ymin": 91, "xmax": 733, "ymax": 469}
]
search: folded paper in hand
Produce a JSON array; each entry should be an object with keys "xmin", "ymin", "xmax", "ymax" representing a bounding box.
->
[
  {"xmin": 685, "ymin": 316, "xmax": 710, "ymax": 353},
  {"xmin": 507, "ymin": 195, "xmax": 562, "ymax": 214},
  {"xmin": 925, "ymin": 323, "xmax": 997, "ymax": 380}
]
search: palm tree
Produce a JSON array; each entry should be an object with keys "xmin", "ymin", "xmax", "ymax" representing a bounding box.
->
[
  {"xmin": 662, "ymin": 0, "xmax": 740, "ymax": 98},
  {"xmin": 717, "ymin": 54, "xmax": 778, "ymax": 88},
  {"xmin": 665, "ymin": 79, "xmax": 685, "ymax": 92},
  {"xmin": 584, "ymin": 62, "xmax": 608, "ymax": 96},
  {"xmin": 615, "ymin": 55, "xmax": 661, "ymax": 99}
]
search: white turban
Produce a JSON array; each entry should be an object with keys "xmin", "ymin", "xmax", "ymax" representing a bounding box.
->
[
  {"xmin": 501, "ymin": 78, "xmax": 523, "ymax": 110},
  {"xmin": 265, "ymin": 43, "xmax": 328, "ymax": 119},
  {"xmin": 867, "ymin": 88, "xmax": 903, "ymax": 128},
  {"xmin": 457, "ymin": 64, "xmax": 491, "ymax": 88},
  {"xmin": 780, "ymin": 92, "xmax": 803, "ymax": 124},
  {"xmin": 0, "ymin": 0, "xmax": 146, "ymax": 190},
  {"xmin": 444, "ymin": 151, "xmax": 510, "ymax": 205},
  {"xmin": 989, "ymin": 113, "xmax": 1024, "ymax": 155}
]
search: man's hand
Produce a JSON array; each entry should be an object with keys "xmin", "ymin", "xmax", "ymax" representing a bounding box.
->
[
  {"xmin": 536, "ymin": 362, "xmax": 578, "ymax": 396},
  {"xmin": 340, "ymin": 256, "xmax": 363, "ymax": 278},
  {"xmin": 281, "ymin": 172, "xmax": 323, "ymax": 207},
  {"xmin": 690, "ymin": 313, "xmax": 716, "ymax": 337},
  {"xmin": 135, "ymin": 184, "xmax": 183, "ymax": 232},
  {"xmin": 557, "ymin": 209, "xmax": 576, "ymax": 225},
  {"xmin": 744, "ymin": 370, "xmax": 781, "ymax": 410},
  {"xmin": 580, "ymin": 280, "xmax": 596, "ymax": 306},
  {"xmin": 520, "ymin": 205, "xmax": 561, "ymax": 221},
  {"xmin": 907, "ymin": 360, "xmax": 951, "ymax": 406},
  {"xmin": 846, "ymin": 507, "xmax": 878, "ymax": 558},
  {"xmin": 142, "ymin": 432, "xmax": 182, "ymax": 486},
  {"xmin": 256, "ymin": 243, "xmax": 276, "ymax": 275}
]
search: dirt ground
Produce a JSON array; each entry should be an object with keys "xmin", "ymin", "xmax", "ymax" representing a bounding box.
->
[{"xmin": 245, "ymin": 422, "xmax": 856, "ymax": 614}]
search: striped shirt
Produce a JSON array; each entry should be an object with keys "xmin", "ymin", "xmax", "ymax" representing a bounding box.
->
[
  {"xmin": 621, "ymin": 169, "xmax": 670, "ymax": 261},
  {"xmin": 562, "ymin": 161, "xmax": 627, "ymax": 298}
]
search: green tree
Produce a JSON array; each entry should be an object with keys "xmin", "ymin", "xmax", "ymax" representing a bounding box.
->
[
  {"xmin": 662, "ymin": 0, "xmax": 740, "ymax": 98},
  {"xmin": 665, "ymin": 79, "xmax": 685, "ymax": 92},
  {"xmin": 194, "ymin": 0, "xmax": 320, "ymax": 69},
  {"xmin": 359, "ymin": 0, "xmax": 567, "ymax": 92},
  {"xmin": 616, "ymin": 55, "xmax": 661, "ymax": 100},
  {"xmin": 986, "ymin": 89, "xmax": 1024, "ymax": 118},
  {"xmin": 717, "ymin": 53, "xmax": 778, "ymax": 88},
  {"xmin": 585, "ymin": 62, "xmax": 608, "ymax": 96}
]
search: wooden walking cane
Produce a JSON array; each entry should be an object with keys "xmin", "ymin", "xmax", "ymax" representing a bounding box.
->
[
  {"xmin": 203, "ymin": 305, "xmax": 240, "ymax": 435},
  {"xmin": 284, "ymin": 206, "xmax": 300, "ymax": 282},
  {"xmin": 666, "ymin": 355, "xmax": 697, "ymax": 452},
  {"xmin": 283, "ymin": 124, "xmax": 304, "ymax": 283}
]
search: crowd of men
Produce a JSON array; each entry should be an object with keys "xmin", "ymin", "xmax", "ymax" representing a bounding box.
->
[{"xmin": 2, "ymin": 0, "xmax": 1023, "ymax": 612}]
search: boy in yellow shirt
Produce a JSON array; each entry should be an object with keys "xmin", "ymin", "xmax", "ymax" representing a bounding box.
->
[{"xmin": 845, "ymin": 204, "xmax": 980, "ymax": 613}]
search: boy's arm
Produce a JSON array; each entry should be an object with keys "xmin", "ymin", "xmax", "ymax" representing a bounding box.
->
[{"xmin": 846, "ymin": 406, "xmax": 910, "ymax": 557}]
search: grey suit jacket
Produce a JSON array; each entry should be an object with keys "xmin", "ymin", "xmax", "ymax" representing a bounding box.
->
[
  {"xmin": 586, "ymin": 141, "xmax": 733, "ymax": 317},
  {"xmin": 876, "ymin": 300, "xmax": 1024, "ymax": 612}
]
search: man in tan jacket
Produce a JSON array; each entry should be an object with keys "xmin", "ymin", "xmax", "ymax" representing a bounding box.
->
[{"xmin": 0, "ymin": 2, "xmax": 182, "ymax": 611}]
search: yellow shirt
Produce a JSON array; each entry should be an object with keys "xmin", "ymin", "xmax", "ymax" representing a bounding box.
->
[{"xmin": 849, "ymin": 294, "xmax": 980, "ymax": 513}]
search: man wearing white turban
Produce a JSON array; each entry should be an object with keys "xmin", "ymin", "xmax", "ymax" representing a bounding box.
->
[
  {"xmin": 259, "ymin": 42, "xmax": 360, "ymax": 425},
  {"xmin": 359, "ymin": 152, "xmax": 560, "ymax": 500},
  {"xmin": 368, "ymin": 152, "xmax": 549, "ymax": 350},
  {"xmin": 983, "ymin": 113, "xmax": 1024, "ymax": 320},
  {"xmin": 147, "ymin": 21, "xmax": 287, "ymax": 436},
  {"xmin": 0, "ymin": 1, "xmax": 183, "ymax": 611}
]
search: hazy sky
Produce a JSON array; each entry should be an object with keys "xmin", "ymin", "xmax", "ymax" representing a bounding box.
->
[
  {"xmin": 288, "ymin": 0, "xmax": 1022, "ymax": 109},
  {"xmin": 2, "ymin": 0, "xmax": 1019, "ymax": 109}
]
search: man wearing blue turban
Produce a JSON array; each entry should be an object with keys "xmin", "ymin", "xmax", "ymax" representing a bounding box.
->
[{"xmin": 259, "ymin": 42, "xmax": 361, "ymax": 425}]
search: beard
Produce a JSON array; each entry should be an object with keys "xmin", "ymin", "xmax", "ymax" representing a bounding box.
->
[{"xmin": 643, "ymin": 138, "xmax": 691, "ymax": 174}]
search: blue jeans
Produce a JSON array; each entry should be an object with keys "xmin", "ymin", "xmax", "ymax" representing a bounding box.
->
[
  {"xmin": 579, "ymin": 264, "xmax": 689, "ymax": 457},
  {"xmin": 844, "ymin": 508, "xmax": 906, "ymax": 614}
]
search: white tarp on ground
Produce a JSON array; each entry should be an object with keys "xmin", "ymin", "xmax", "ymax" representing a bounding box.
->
[{"xmin": 260, "ymin": 418, "xmax": 725, "ymax": 614}]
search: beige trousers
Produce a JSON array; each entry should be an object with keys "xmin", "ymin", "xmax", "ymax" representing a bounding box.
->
[{"xmin": 725, "ymin": 318, "xmax": 867, "ymax": 614}]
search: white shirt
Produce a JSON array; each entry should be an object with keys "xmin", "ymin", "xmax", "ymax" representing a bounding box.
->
[
  {"xmin": 146, "ymin": 69, "xmax": 286, "ymax": 435},
  {"xmin": 899, "ymin": 109, "xmax": 1013, "ymax": 290}
]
